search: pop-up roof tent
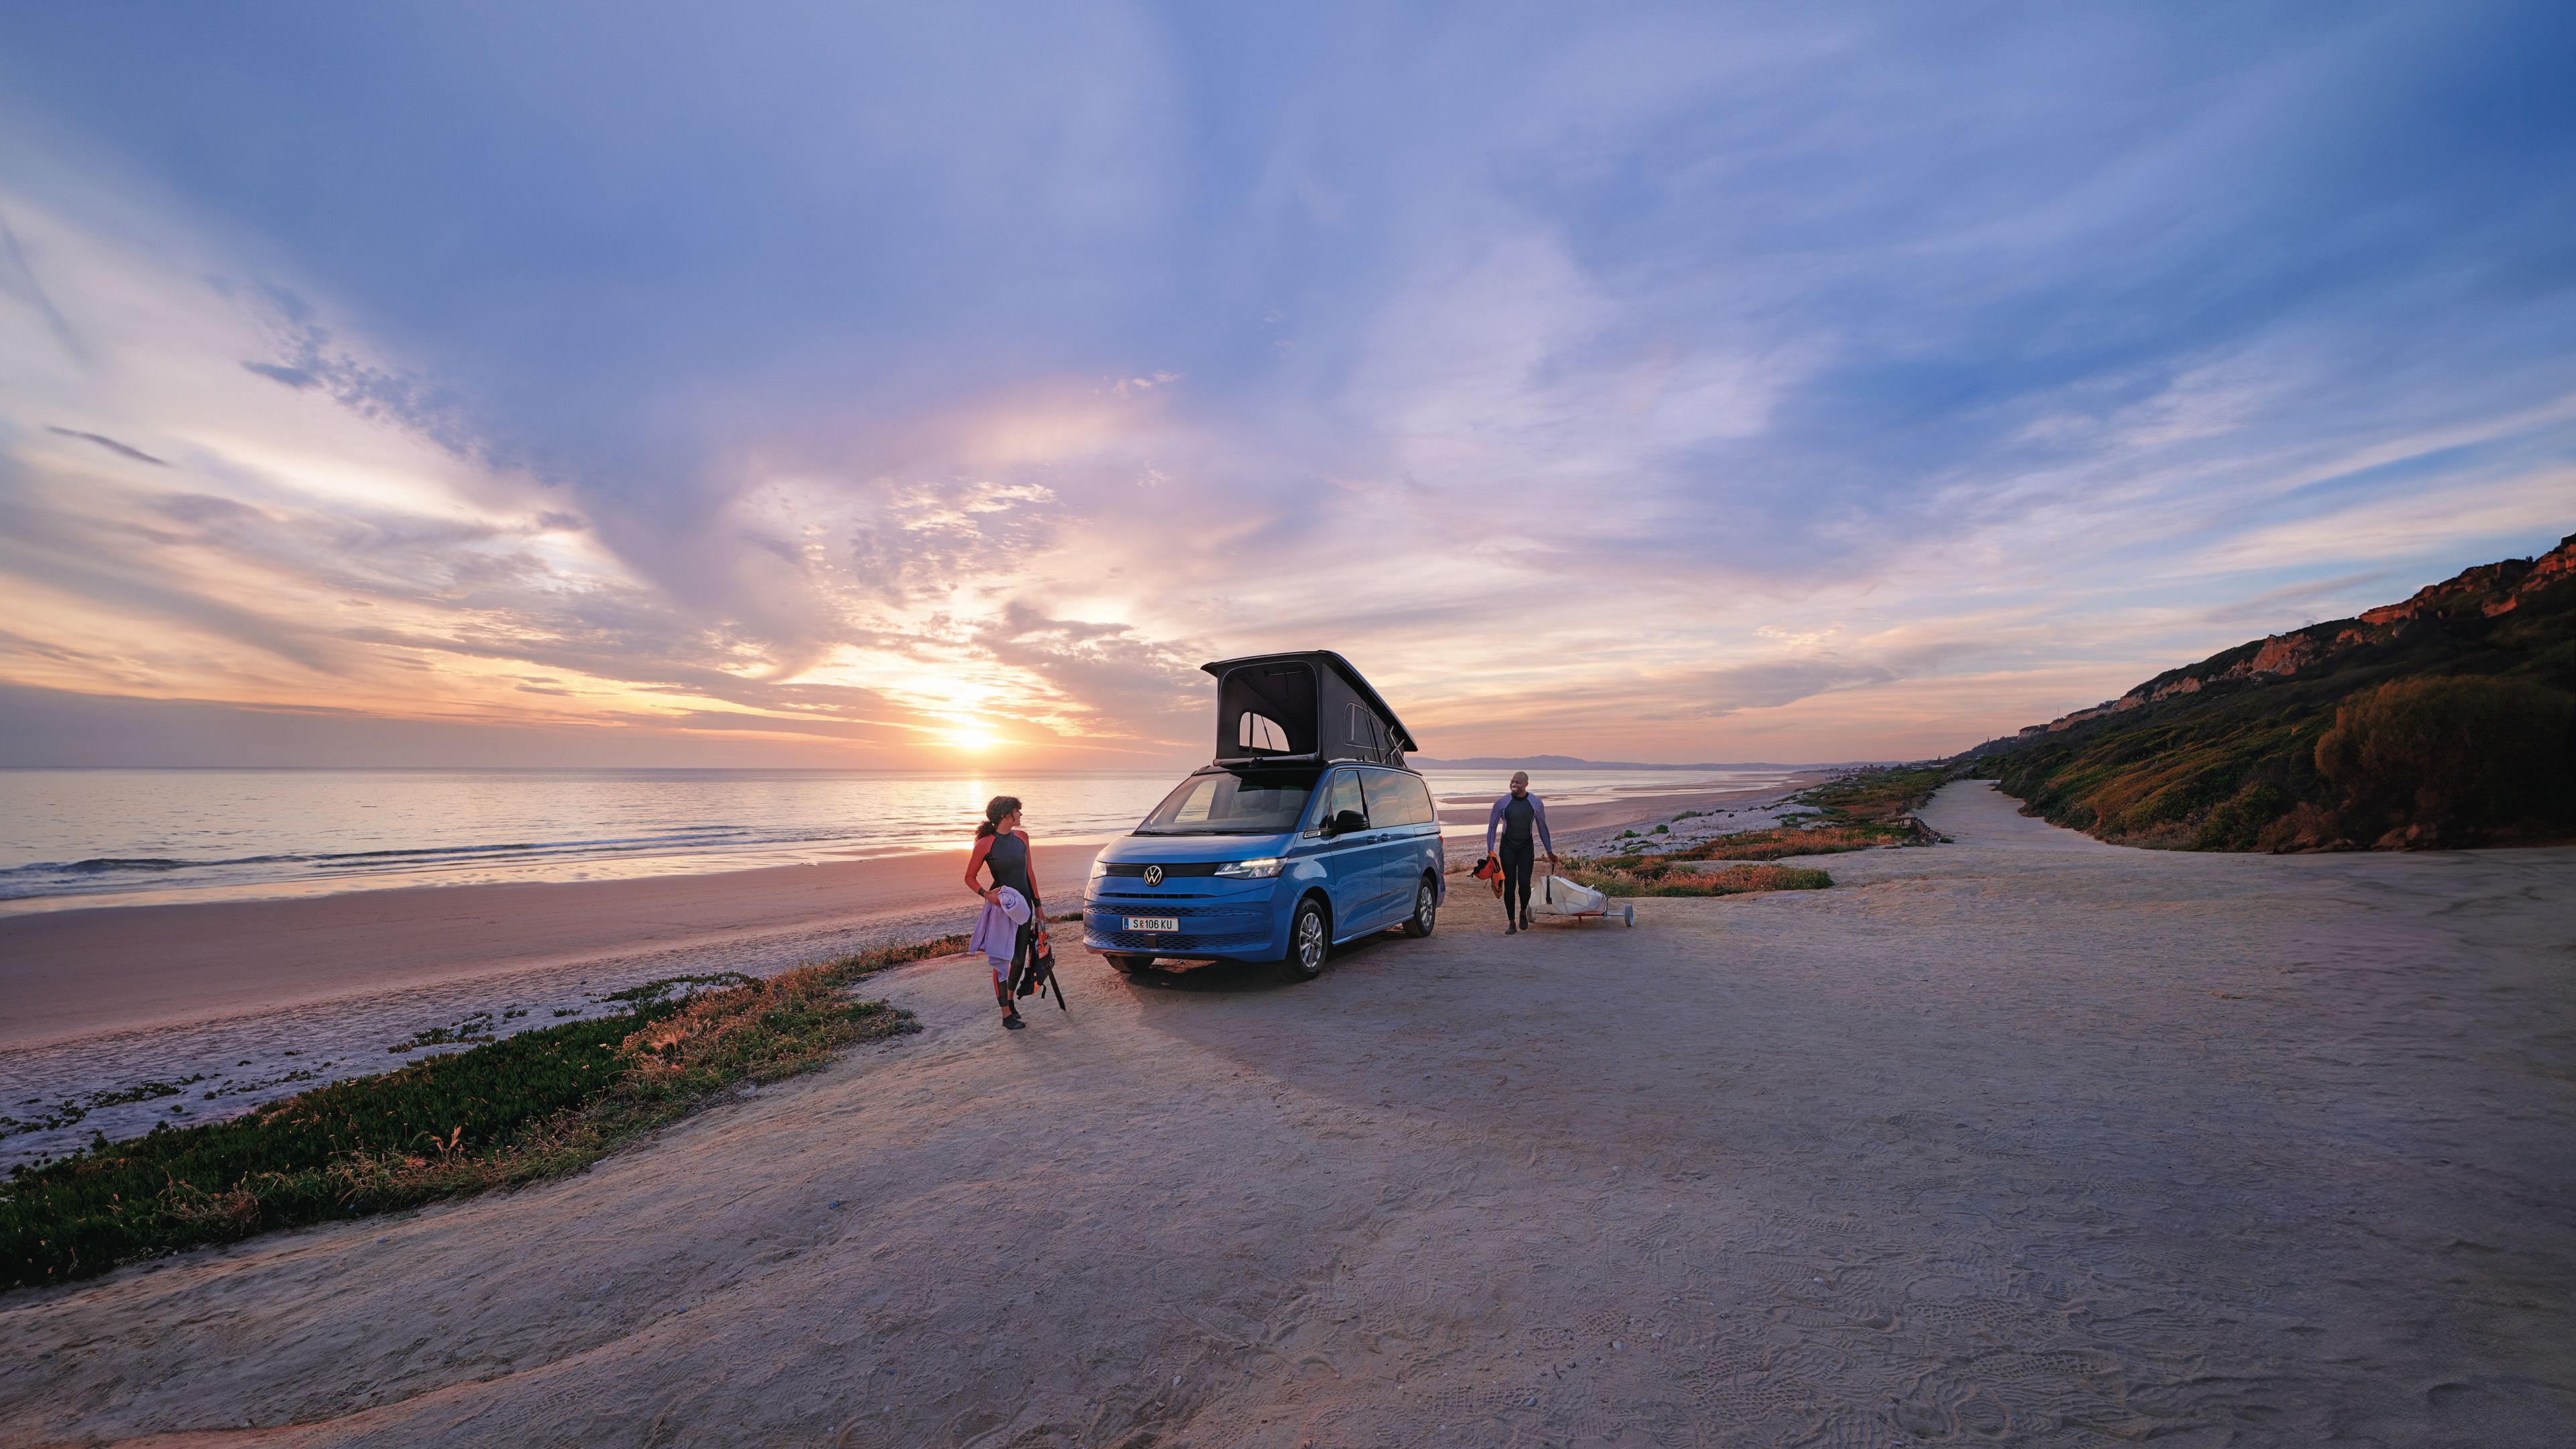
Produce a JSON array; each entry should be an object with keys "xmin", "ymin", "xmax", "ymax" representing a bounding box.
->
[{"xmin": 1203, "ymin": 651, "xmax": 1420, "ymax": 769}]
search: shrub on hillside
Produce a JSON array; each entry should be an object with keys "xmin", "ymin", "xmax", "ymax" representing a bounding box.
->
[
  {"xmin": 2192, "ymin": 779, "xmax": 2284, "ymax": 851},
  {"xmin": 2313, "ymin": 675, "xmax": 2576, "ymax": 847}
]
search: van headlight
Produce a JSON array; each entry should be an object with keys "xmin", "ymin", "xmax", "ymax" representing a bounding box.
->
[
  {"xmin": 1214, "ymin": 857, "xmax": 1283, "ymax": 879},
  {"xmin": 1087, "ymin": 857, "xmax": 1111, "ymax": 882}
]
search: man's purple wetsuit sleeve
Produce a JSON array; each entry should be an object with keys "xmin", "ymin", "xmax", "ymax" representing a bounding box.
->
[{"xmin": 1485, "ymin": 794, "xmax": 1554, "ymax": 856}]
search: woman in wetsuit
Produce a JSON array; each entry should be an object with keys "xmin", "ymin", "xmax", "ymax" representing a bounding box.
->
[{"xmin": 964, "ymin": 794, "xmax": 1044, "ymax": 1029}]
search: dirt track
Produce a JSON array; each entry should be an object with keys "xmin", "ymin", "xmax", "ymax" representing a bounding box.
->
[{"xmin": 7, "ymin": 783, "xmax": 2573, "ymax": 1446}]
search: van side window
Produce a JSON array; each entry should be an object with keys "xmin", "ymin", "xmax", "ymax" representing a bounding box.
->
[
  {"xmin": 1407, "ymin": 775, "xmax": 1436, "ymax": 826},
  {"xmin": 1313, "ymin": 769, "xmax": 1366, "ymax": 830},
  {"xmin": 1238, "ymin": 712, "xmax": 1289, "ymax": 751},
  {"xmin": 1362, "ymin": 769, "xmax": 1423, "ymax": 827},
  {"xmin": 1347, "ymin": 702, "xmax": 1388, "ymax": 752}
]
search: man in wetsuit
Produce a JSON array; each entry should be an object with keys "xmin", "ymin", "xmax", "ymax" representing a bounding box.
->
[{"xmin": 1484, "ymin": 771, "xmax": 1555, "ymax": 934}]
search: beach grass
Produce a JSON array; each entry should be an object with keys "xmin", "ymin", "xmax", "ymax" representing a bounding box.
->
[
  {"xmin": 1798, "ymin": 762, "xmax": 1955, "ymax": 826},
  {"xmin": 1649, "ymin": 822, "xmax": 1908, "ymax": 862},
  {"xmin": 1693, "ymin": 763, "xmax": 1951, "ymax": 856},
  {"xmin": 2, "ymin": 936, "xmax": 961, "ymax": 1293},
  {"xmin": 1580, "ymin": 763, "xmax": 1957, "ymax": 872},
  {"xmin": 1565, "ymin": 861, "xmax": 1834, "ymax": 898},
  {"xmin": 1558, "ymin": 762, "xmax": 1953, "ymax": 892}
]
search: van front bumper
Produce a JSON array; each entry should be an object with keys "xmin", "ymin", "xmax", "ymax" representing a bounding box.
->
[{"xmin": 1082, "ymin": 888, "xmax": 1283, "ymax": 959}]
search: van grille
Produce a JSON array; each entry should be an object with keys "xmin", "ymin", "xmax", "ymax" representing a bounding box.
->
[{"xmin": 1099, "ymin": 862, "xmax": 1224, "ymax": 877}]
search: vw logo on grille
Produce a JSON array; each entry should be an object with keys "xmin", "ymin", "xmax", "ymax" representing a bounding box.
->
[{"xmin": 1142, "ymin": 865, "xmax": 1164, "ymax": 887}]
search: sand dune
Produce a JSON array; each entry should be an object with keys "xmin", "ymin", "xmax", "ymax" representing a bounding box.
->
[{"xmin": 5, "ymin": 783, "xmax": 2571, "ymax": 1446}]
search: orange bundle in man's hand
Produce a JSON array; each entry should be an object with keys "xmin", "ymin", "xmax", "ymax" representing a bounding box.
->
[{"xmin": 1471, "ymin": 853, "xmax": 1505, "ymax": 896}]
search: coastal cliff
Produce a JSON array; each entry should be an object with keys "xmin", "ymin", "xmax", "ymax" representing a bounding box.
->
[{"xmin": 1965, "ymin": 534, "xmax": 2576, "ymax": 850}]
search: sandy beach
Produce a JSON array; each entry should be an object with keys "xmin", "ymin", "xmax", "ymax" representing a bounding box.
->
[
  {"xmin": 0, "ymin": 777, "xmax": 1815, "ymax": 1167},
  {"xmin": 0, "ymin": 844, "xmax": 1104, "ymax": 1169},
  {"xmin": 3, "ymin": 771, "xmax": 1801, "ymax": 1048},
  {"xmin": 0, "ymin": 845, "xmax": 1117, "ymax": 1051},
  {"xmin": 5, "ymin": 782, "xmax": 2570, "ymax": 1445}
]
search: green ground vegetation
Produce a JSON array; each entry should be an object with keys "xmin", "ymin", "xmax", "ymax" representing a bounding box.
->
[
  {"xmin": 3, "ymin": 937, "xmax": 961, "ymax": 1293},
  {"xmin": 1563, "ymin": 761, "xmax": 1955, "ymax": 888},
  {"xmin": 1973, "ymin": 541, "xmax": 2576, "ymax": 851},
  {"xmin": 1796, "ymin": 763, "xmax": 1955, "ymax": 828},
  {"xmin": 1630, "ymin": 763, "xmax": 1955, "ymax": 865},
  {"xmin": 0, "ymin": 1076, "xmax": 211, "ymax": 1140},
  {"xmin": 1609, "ymin": 823, "xmax": 1891, "ymax": 863},
  {"xmin": 1563, "ymin": 861, "xmax": 1835, "ymax": 898}
]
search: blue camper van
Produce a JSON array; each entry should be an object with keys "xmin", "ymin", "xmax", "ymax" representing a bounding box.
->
[{"xmin": 1083, "ymin": 651, "xmax": 1445, "ymax": 981}]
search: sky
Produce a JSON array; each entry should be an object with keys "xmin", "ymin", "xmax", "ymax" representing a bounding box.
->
[{"xmin": 1, "ymin": 3, "xmax": 2570, "ymax": 769}]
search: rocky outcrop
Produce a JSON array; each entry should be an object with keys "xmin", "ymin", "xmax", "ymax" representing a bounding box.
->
[
  {"xmin": 2359, "ymin": 533, "xmax": 2576, "ymax": 627},
  {"xmin": 1954, "ymin": 533, "xmax": 2576, "ymax": 768},
  {"xmin": 2243, "ymin": 633, "xmax": 2316, "ymax": 677},
  {"xmin": 1974, "ymin": 531, "xmax": 2576, "ymax": 852},
  {"xmin": 2023, "ymin": 534, "xmax": 2576, "ymax": 737}
]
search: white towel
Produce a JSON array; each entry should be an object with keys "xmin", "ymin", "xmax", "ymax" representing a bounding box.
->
[{"xmin": 967, "ymin": 887, "xmax": 1031, "ymax": 963}]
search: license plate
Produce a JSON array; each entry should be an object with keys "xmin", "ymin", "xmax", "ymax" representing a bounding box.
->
[{"xmin": 1123, "ymin": 916, "xmax": 1179, "ymax": 933}]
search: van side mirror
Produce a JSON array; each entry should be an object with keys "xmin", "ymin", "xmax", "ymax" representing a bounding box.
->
[{"xmin": 1329, "ymin": 809, "xmax": 1369, "ymax": 837}]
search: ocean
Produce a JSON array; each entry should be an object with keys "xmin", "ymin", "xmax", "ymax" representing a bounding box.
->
[{"xmin": 0, "ymin": 765, "xmax": 1796, "ymax": 914}]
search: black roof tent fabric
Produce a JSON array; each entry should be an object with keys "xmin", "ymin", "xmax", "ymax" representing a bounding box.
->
[{"xmin": 1202, "ymin": 651, "xmax": 1420, "ymax": 769}]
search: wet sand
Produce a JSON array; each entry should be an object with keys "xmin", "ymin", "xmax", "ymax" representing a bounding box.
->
[
  {"xmin": 0, "ymin": 845, "xmax": 1105, "ymax": 1052},
  {"xmin": 7, "ymin": 782, "xmax": 2571, "ymax": 1446}
]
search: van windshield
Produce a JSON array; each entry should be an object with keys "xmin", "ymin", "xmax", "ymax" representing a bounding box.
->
[{"xmin": 1135, "ymin": 770, "xmax": 1316, "ymax": 835}]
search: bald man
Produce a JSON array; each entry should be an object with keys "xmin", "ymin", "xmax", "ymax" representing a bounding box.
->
[{"xmin": 1483, "ymin": 770, "xmax": 1556, "ymax": 934}]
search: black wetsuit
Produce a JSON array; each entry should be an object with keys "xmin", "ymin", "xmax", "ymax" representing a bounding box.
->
[
  {"xmin": 983, "ymin": 830, "xmax": 1042, "ymax": 996},
  {"xmin": 1499, "ymin": 794, "xmax": 1538, "ymax": 922}
]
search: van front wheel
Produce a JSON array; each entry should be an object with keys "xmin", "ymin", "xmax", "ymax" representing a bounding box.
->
[{"xmin": 1279, "ymin": 898, "xmax": 1329, "ymax": 982}]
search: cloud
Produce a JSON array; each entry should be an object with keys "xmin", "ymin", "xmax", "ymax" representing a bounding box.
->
[
  {"xmin": 0, "ymin": 215, "xmax": 81, "ymax": 363},
  {"xmin": 1686, "ymin": 658, "xmax": 1903, "ymax": 718},
  {"xmin": 240, "ymin": 361, "xmax": 318, "ymax": 389},
  {"xmin": 971, "ymin": 601, "xmax": 1205, "ymax": 747},
  {"xmin": 44, "ymin": 426, "xmax": 164, "ymax": 465},
  {"xmin": 1, "ymin": 6, "xmax": 2572, "ymax": 766}
]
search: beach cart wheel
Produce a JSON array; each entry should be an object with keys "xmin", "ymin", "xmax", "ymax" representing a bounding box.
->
[
  {"xmin": 1277, "ymin": 896, "xmax": 1330, "ymax": 983},
  {"xmin": 1623, "ymin": 904, "xmax": 1635, "ymax": 928},
  {"xmin": 1105, "ymin": 953, "xmax": 1153, "ymax": 975}
]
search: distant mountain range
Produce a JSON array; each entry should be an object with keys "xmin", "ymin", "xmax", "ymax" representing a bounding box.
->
[
  {"xmin": 1964, "ymin": 533, "xmax": 2576, "ymax": 850},
  {"xmin": 1410, "ymin": 755, "xmax": 1844, "ymax": 771}
]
